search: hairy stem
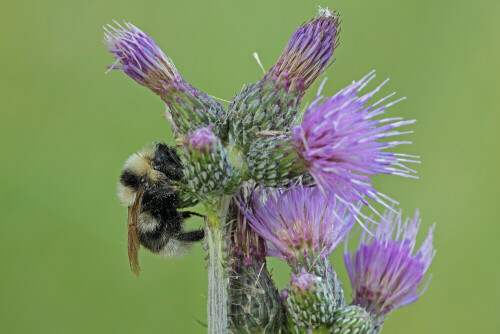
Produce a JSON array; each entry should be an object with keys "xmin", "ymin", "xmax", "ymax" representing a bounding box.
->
[{"xmin": 206, "ymin": 195, "xmax": 231, "ymax": 334}]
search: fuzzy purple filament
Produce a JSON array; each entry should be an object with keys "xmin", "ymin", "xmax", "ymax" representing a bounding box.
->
[
  {"xmin": 292, "ymin": 71, "xmax": 419, "ymax": 219},
  {"xmin": 104, "ymin": 21, "xmax": 178, "ymax": 94},
  {"xmin": 344, "ymin": 210, "xmax": 435, "ymax": 317},
  {"xmin": 241, "ymin": 184, "xmax": 354, "ymax": 262},
  {"xmin": 268, "ymin": 8, "xmax": 341, "ymax": 92}
]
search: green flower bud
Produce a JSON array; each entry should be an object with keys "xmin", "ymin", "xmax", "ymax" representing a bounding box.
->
[
  {"xmin": 245, "ymin": 134, "xmax": 306, "ymax": 187},
  {"xmin": 283, "ymin": 265, "xmax": 345, "ymax": 331},
  {"xmin": 225, "ymin": 8, "xmax": 340, "ymax": 149},
  {"xmin": 330, "ymin": 306, "xmax": 375, "ymax": 334},
  {"xmin": 182, "ymin": 127, "xmax": 241, "ymax": 203},
  {"xmin": 227, "ymin": 79, "xmax": 300, "ymax": 148},
  {"xmin": 163, "ymin": 79, "xmax": 228, "ymax": 139}
]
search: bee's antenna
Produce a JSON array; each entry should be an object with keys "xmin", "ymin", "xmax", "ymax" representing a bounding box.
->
[{"xmin": 252, "ymin": 52, "xmax": 266, "ymax": 75}]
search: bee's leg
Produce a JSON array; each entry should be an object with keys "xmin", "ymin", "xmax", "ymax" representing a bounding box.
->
[
  {"xmin": 175, "ymin": 229, "xmax": 205, "ymax": 242},
  {"xmin": 181, "ymin": 211, "xmax": 205, "ymax": 219}
]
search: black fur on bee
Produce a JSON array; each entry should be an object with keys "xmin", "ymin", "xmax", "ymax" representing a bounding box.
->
[{"xmin": 118, "ymin": 142, "xmax": 204, "ymax": 259}]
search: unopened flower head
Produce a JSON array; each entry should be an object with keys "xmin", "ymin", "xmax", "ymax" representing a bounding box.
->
[
  {"xmin": 104, "ymin": 21, "xmax": 178, "ymax": 95},
  {"xmin": 182, "ymin": 127, "xmax": 241, "ymax": 199},
  {"xmin": 344, "ymin": 209, "xmax": 435, "ymax": 319},
  {"xmin": 242, "ymin": 184, "xmax": 354, "ymax": 263},
  {"xmin": 187, "ymin": 126, "xmax": 218, "ymax": 154},
  {"xmin": 284, "ymin": 267, "xmax": 344, "ymax": 329},
  {"xmin": 290, "ymin": 268, "xmax": 318, "ymax": 294},
  {"xmin": 292, "ymin": 71, "xmax": 419, "ymax": 218},
  {"xmin": 269, "ymin": 7, "xmax": 341, "ymax": 93}
]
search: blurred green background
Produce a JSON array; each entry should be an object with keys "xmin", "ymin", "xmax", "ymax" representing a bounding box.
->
[{"xmin": 1, "ymin": 0, "xmax": 498, "ymax": 333}]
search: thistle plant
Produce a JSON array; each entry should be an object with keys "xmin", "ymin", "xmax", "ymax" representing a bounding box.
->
[{"xmin": 104, "ymin": 7, "xmax": 435, "ymax": 334}]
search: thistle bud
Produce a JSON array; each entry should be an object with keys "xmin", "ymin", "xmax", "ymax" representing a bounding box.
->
[
  {"xmin": 182, "ymin": 127, "xmax": 241, "ymax": 202},
  {"xmin": 330, "ymin": 305, "xmax": 375, "ymax": 334},
  {"xmin": 227, "ymin": 8, "xmax": 340, "ymax": 148},
  {"xmin": 282, "ymin": 267, "xmax": 343, "ymax": 331},
  {"xmin": 271, "ymin": 7, "xmax": 340, "ymax": 93},
  {"xmin": 104, "ymin": 22, "xmax": 226, "ymax": 138}
]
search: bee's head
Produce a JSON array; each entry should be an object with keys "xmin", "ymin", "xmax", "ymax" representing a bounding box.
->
[
  {"xmin": 117, "ymin": 143, "xmax": 170, "ymax": 206},
  {"xmin": 151, "ymin": 142, "xmax": 183, "ymax": 181}
]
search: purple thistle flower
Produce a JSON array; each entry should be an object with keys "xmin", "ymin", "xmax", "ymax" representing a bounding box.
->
[
  {"xmin": 344, "ymin": 209, "xmax": 435, "ymax": 319},
  {"xmin": 268, "ymin": 7, "xmax": 341, "ymax": 93},
  {"xmin": 104, "ymin": 21, "xmax": 226, "ymax": 137},
  {"xmin": 291, "ymin": 71, "xmax": 419, "ymax": 219},
  {"xmin": 104, "ymin": 21, "xmax": 178, "ymax": 95},
  {"xmin": 187, "ymin": 126, "xmax": 217, "ymax": 154},
  {"xmin": 241, "ymin": 184, "xmax": 354, "ymax": 263}
]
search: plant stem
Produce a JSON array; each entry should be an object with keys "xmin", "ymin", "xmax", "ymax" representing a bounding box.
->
[{"xmin": 206, "ymin": 195, "xmax": 231, "ymax": 334}]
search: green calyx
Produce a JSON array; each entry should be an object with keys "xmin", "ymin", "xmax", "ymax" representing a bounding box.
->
[
  {"xmin": 228, "ymin": 258, "xmax": 285, "ymax": 334},
  {"xmin": 246, "ymin": 134, "xmax": 306, "ymax": 187},
  {"xmin": 330, "ymin": 305, "xmax": 375, "ymax": 334},
  {"xmin": 182, "ymin": 135, "xmax": 241, "ymax": 203},
  {"xmin": 226, "ymin": 76, "xmax": 301, "ymax": 149},
  {"xmin": 283, "ymin": 261, "xmax": 346, "ymax": 332},
  {"xmin": 162, "ymin": 82, "xmax": 228, "ymax": 139}
]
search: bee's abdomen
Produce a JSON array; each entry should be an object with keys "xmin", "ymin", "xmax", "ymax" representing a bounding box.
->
[
  {"xmin": 138, "ymin": 210, "xmax": 182, "ymax": 252},
  {"xmin": 138, "ymin": 223, "xmax": 169, "ymax": 253}
]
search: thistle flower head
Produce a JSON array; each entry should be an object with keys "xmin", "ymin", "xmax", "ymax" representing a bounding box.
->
[
  {"xmin": 344, "ymin": 209, "xmax": 435, "ymax": 319},
  {"xmin": 242, "ymin": 184, "xmax": 354, "ymax": 263},
  {"xmin": 104, "ymin": 22, "xmax": 226, "ymax": 138},
  {"xmin": 269, "ymin": 7, "xmax": 341, "ymax": 92},
  {"xmin": 104, "ymin": 21, "xmax": 178, "ymax": 94},
  {"xmin": 292, "ymin": 71, "xmax": 419, "ymax": 218}
]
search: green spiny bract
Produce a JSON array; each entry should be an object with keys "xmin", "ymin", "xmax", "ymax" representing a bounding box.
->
[
  {"xmin": 282, "ymin": 264, "xmax": 345, "ymax": 332},
  {"xmin": 245, "ymin": 134, "xmax": 306, "ymax": 187},
  {"xmin": 330, "ymin": 305, "xmax": 375, "ymax": 334},
  {"xmin": 229, "ymin": 258, "xmax": 285, "ymax": 333},
  {"xmin": 226, "ymin": 79, "xmax": 301, "ymax": 149},
  {"xmin": 177, "ymin": 191, "xmax": 200, "ymax": 208},
  {"xmin": 228, "ymin": 188, "xmax": 285, "ymax": 334},
  {"xmin": 162, "ymin": 78, "xmax": 228, "ymax": 139}
]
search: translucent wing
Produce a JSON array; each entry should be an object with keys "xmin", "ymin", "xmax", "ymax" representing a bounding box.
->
[{"xmin": 127, "ymin": 188, "xmax": 143, "ymax": 277}]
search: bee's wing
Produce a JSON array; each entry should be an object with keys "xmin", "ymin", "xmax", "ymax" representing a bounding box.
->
[{"xmin": 127, "ymin": 188, "xmax": 143, "ymax": 277}]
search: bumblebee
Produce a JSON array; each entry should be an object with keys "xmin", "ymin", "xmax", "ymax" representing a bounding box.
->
[{"xmin": 117, "ymin": 142, "xmax": 204, "ymax": 276}]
